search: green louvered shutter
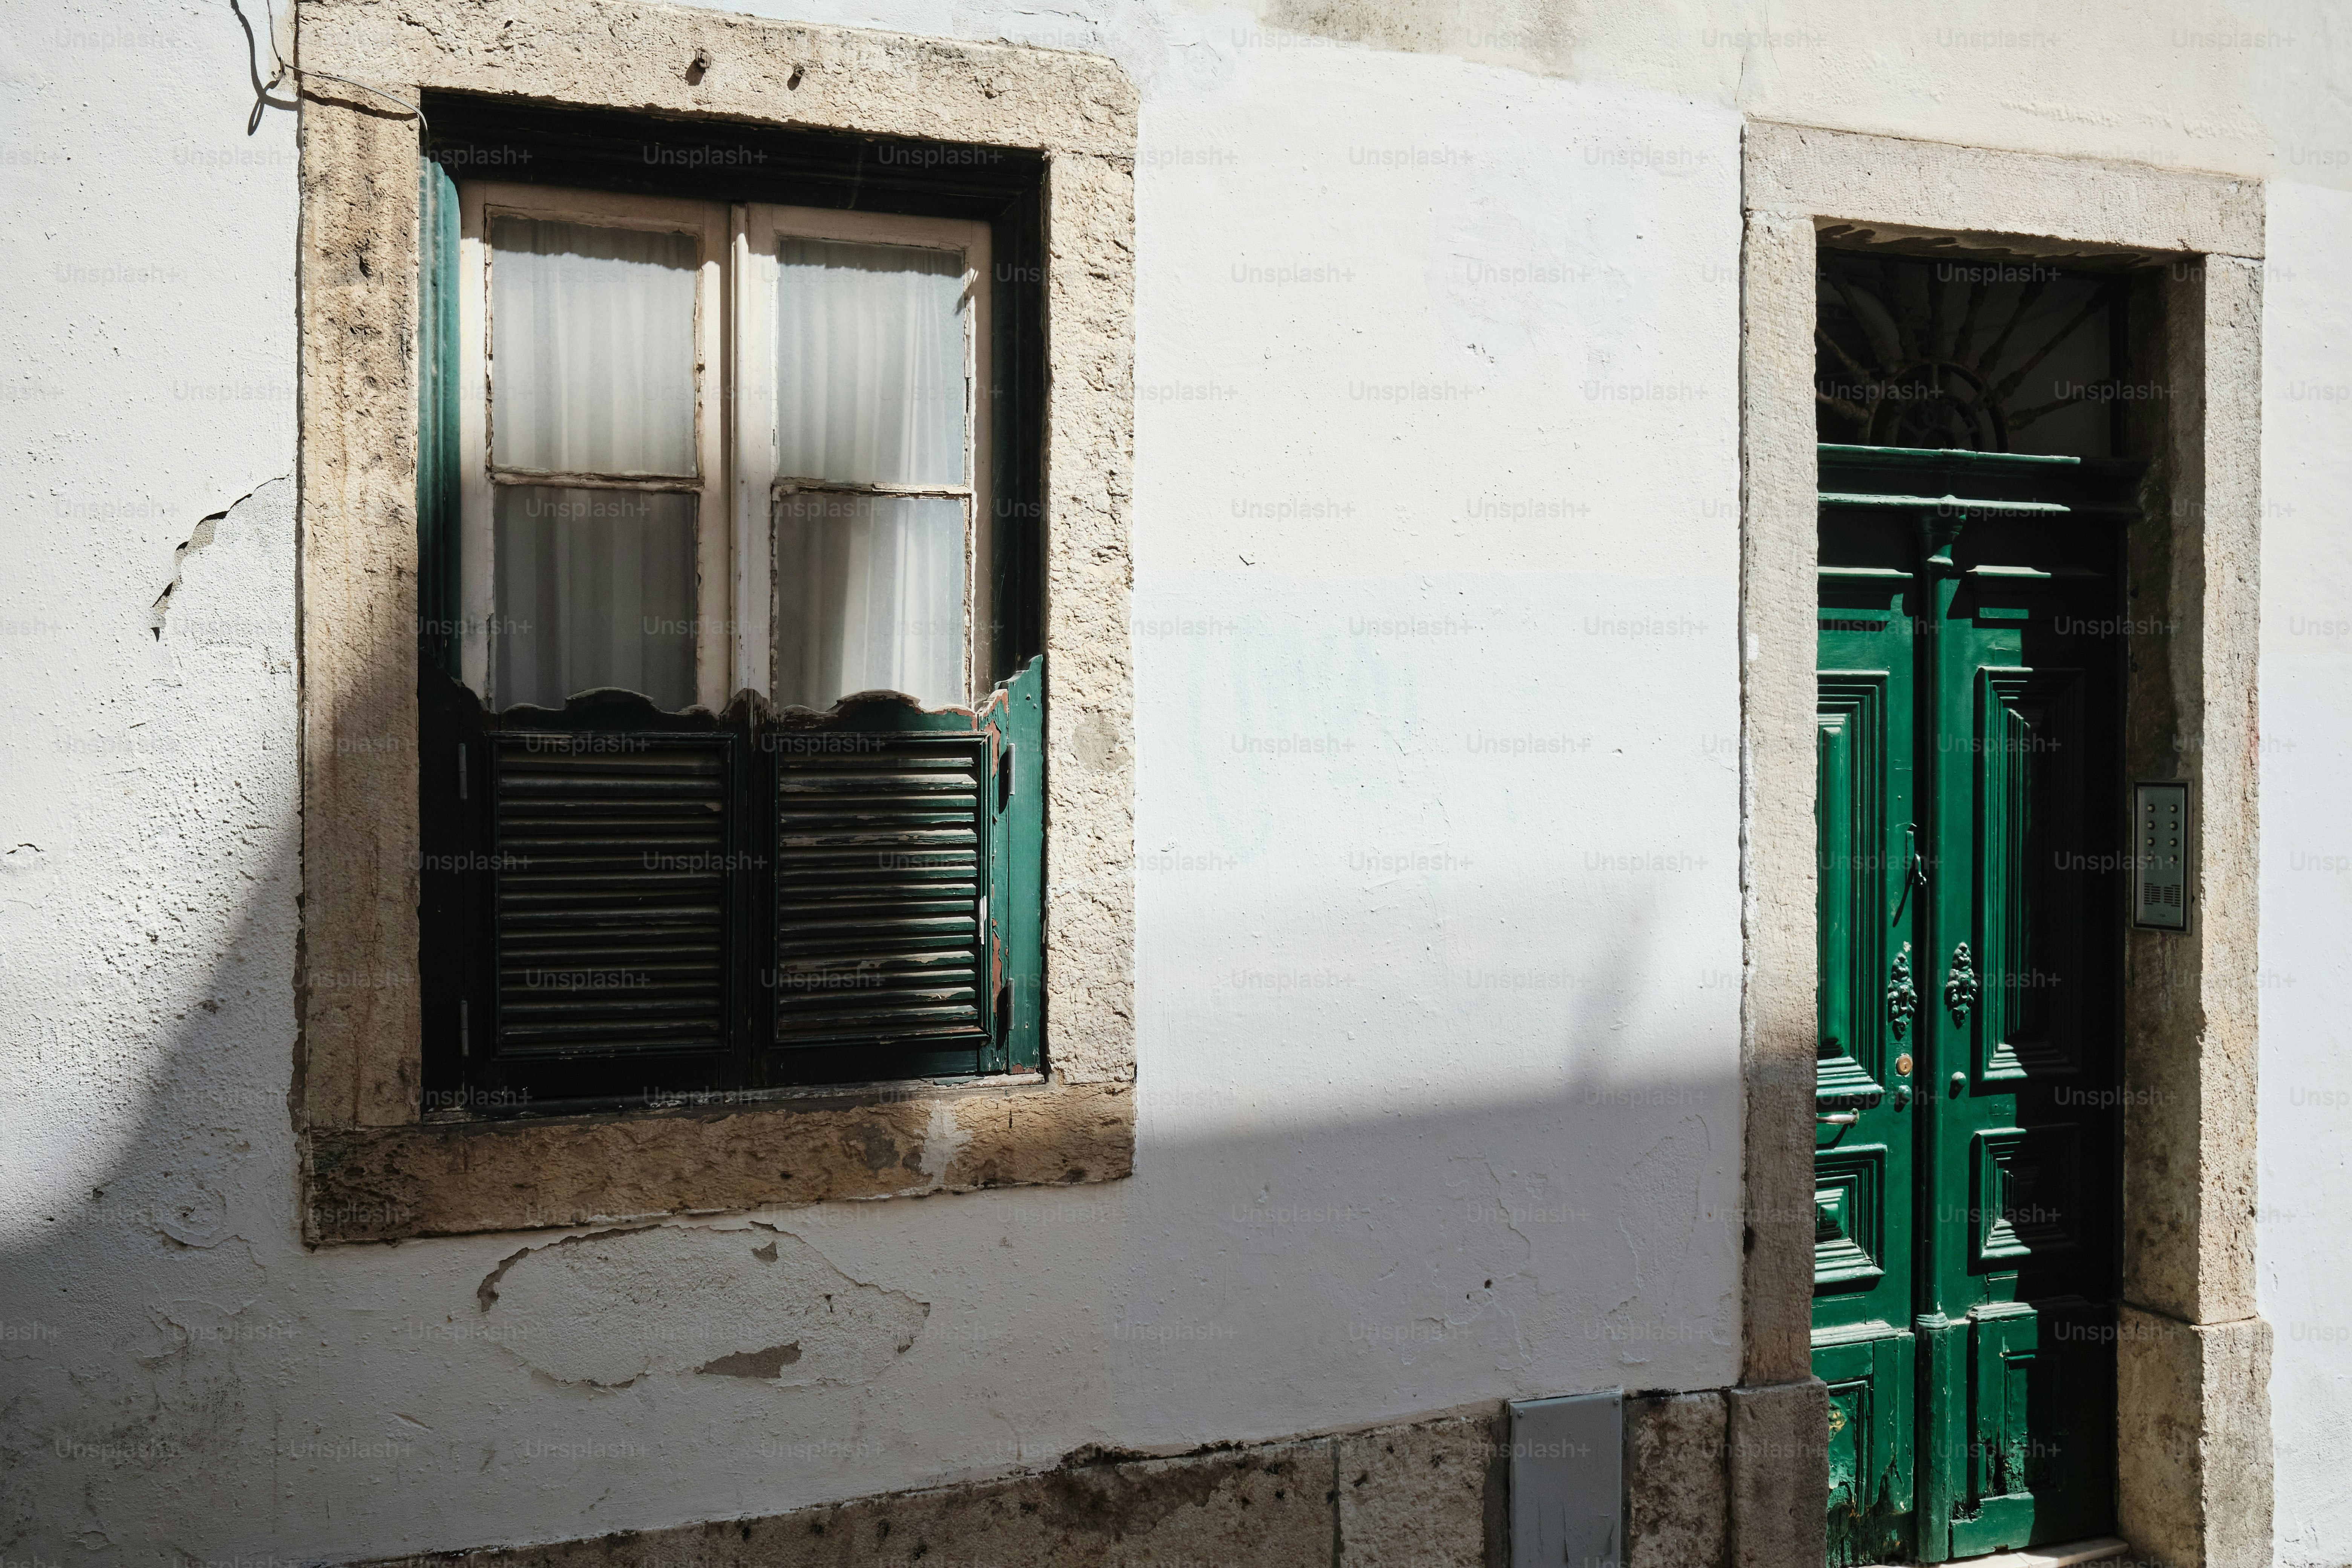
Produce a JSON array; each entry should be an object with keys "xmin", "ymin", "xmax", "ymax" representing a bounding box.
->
[{"xmin": 757, "ymin": 657, "xmax": 1044, "ymax": 1087}]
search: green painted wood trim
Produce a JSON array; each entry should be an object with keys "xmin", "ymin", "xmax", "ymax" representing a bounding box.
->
[
  {"xmin": 1913, "ymin": 1316, "xmax": 1970, "ymax": 1563},
  {"xmin": 416, "ymin": 156, "xmax": 462, "ymax": 677},
  {"xmin": 1821, "ymin": 441, "xmax": 2087, "ymax": 467},
  {"xmin": 987, "ymin": 655, "xmax": 1044, "ymax": 1072},
  {"xmin": 1818, "ymin": 442, "xmax": 2142, "ymax": 516},
  {"xmin": 1819, "ymin": 493, "xmax": 2072, "ymax": 514},
  {"xmin": 423, "ymin": 666, "xmax": 1052, "ymax": 1105},
  {"xmin": 1816, "ymin": 1328, "xmax": 1915, "ymax": 1565}
]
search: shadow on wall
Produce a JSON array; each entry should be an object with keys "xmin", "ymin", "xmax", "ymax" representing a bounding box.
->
[
  {"xmin": 1113, "ymin": 874, "xmax": 1743, "ymax": 1437},
  {"xmin": 0, "ymin": 478, "xmax": 317, "ymax": 1548},
  {"xmin": 5, "ymin": 1048, "xmax": 1744, "ymax": 1550},
  {"xmin": 0, "ymin": 493, "xmax": 1747, "ymax": 1560}
]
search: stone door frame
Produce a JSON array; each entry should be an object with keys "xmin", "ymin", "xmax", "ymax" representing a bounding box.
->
[{"xmin": 1736, "ymin": 120, "xmax": 2271, "ymax": 1568}]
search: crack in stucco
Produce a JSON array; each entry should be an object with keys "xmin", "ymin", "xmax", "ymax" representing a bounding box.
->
[
  {"xmin": 149, "ymin": 481, "xmax": 282, "ymax": 638},
  {"xmin": 150, "ymin": 513, "xmax": 222, "ymax": 636}
]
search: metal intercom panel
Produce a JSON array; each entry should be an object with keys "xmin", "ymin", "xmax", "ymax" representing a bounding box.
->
[
  {"xmin": 2132, "ymin": 781, "xmax": 2191, "ymax": 932},
  {"xmin": 1508, "ymin": 1389, "xmax": 1622, "ymax": 1568}
]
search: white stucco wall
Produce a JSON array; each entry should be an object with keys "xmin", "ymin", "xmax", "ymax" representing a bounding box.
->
[
  {"xmin": 3, "ymin": 0, "xmax": 2350, "ymax": 1562},
  {"xmin": 2259, "ymin": 176, "xmax": 2352, "ymax": 1568}
]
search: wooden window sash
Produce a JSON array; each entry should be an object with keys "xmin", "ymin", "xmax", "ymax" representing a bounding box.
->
[
  {"xmin": 733, "ymin": 202, "xmax": 994, "ymax": 710},
  {"xmin": 456, "ymin": 182, "xmax": 732, "ymax": 710}
]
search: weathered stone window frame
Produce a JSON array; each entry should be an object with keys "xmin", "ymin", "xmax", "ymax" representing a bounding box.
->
[
  {"xmin": 294, "ymin": 0, "xmax": 1137, "ymax": 1245},
  {"xmin": 1738, "ymin": 122, "xmax": 2268, "ymax": 1567}
]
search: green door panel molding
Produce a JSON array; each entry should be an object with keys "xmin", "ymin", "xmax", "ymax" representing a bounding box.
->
[{"xmin": 1811, "ymin": 444, "xmax": 2135, "ymax": 1565}]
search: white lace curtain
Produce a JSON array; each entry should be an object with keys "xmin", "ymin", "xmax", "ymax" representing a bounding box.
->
[
  {"xmin": 490, "ymin": 217, "xmax": 698, "ymax": 476},
  {"xmin": 481, "ymin": 220, "xmax": 973, "ymax": 713},
  {"xmin": 488, "ymin": 218, "xmax": 700, "ymax": 709},
  {"xmin": 771, "ymin": 237, "xmax": 968, "ymax": 711}
]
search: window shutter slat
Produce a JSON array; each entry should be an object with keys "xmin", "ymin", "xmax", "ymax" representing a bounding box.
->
[
  {"xmin": 490, "ymin": 735, "xmax": 735, "ymax": 1063},
  {"xmin": 772, "ymin": 734, "xmax": 990, "ymax": 1047}
]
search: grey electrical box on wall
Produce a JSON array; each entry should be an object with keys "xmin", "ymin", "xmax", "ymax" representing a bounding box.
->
[
  {"xmin": 2132, "ymin": 781, "xmax": 2191, "ymax": 932},
  {"xmin": 1508, "ymin": 1389, "xmax": 1622, "ymax": 1568}
]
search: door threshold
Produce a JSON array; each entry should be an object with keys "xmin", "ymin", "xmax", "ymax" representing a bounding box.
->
[
  {"xmin": 1872, "ymin": 1542, "xmax": 2135, "ymax": 1561},
  {"xmin": 1864, "ymin": 1539, "xmax": 2130, "ymax": 1568},
  {"xmin": 1960, "ymin": 1539, "xmax": 2131, "ymax": 1568}
]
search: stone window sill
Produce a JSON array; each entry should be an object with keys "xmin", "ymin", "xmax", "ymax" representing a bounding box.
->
[{"xmin": 301, "ymin": 1076, "xmax": 1132, "ymax": 1244}]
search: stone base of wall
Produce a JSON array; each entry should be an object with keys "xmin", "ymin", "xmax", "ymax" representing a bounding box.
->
[
  {"xmin": 359, "ymin": 1391, "xmax": 1764, "ymax": 1568},
  {"xmin": 2118, "ymin": 1308, "xmax": 2275, "ymax": 1568}
]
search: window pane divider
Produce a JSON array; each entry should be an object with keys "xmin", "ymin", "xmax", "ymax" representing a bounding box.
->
[
  {"xmin": 487, "ymin": 466, "xmax": 704, "ymax": 493},
  {"xmin": 771, "ymin": 478, "xmax": 973, "ymax": 500}
]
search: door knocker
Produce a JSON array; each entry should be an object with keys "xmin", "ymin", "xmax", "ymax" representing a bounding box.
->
[
  {"xmin": 1886, "ymin": 942, "xmax": 1919, "ymax": 1040},
  {"xmin": 1944, "ymin": 941, "xmax": 1980, "ymax": 1022}
]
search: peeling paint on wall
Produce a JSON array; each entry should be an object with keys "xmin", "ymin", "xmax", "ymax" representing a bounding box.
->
[
  {"xmin": 149, "ymin": 511, "xmax": 219, "ymax": 637},
  {"xmin": 477, "ymin": 1223, "xmax": 929, "ymax": 1389}
]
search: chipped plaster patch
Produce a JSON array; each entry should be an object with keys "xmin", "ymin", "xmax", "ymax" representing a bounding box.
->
[
  {"xmin": 155, "ymin": 1182, "xmax": 230, "ymax": 1247},
  {"xmin": 698, "ymin": 1341, "xmax": 800, "ymax": 1378},
  {"xmin": 146, "ymin": 478, "xmax": 293, "ymax": 643},
  {"xmin": 478, "ymin": 1223, "xmax": 927, "ymax": 1388},
  {"xmin": 917, "ymin": 1097, "xmax": 974, "ymax": 1188},
  {"xmin": 149, "ymin": 509, "xmax": 220, "ymax": 637}
]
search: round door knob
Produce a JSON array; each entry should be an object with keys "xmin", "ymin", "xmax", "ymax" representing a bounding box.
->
[{"xmin": 1949, "ymin": 1072, "xmax": 1967, "ymax": 1096}]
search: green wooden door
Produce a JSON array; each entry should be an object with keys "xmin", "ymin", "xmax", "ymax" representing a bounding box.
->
[{"xmin": 1812, "ymin": 446, "xmax": 2132, "ymax": 1565}]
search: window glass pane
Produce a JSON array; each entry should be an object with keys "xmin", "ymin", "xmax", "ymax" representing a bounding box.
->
[
  {"xmin": 491, "ymin": 218, "xmax": 698, "ymax": 476},
  {"xmin": 495, "ymin": 485, "xmax": 697, "ymax": 710},
  {"xmin": 773, "ymin": 238, "xmax": 966, "ymax": 486},
  {"xmin": 773, "ymin": 494, "xmax": 964, "ymax": 709}
]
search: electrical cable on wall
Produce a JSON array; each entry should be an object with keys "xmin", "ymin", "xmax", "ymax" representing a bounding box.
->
[{"xmin": 256, "ymin": 0, "xmax": 429, "ymax": 138}]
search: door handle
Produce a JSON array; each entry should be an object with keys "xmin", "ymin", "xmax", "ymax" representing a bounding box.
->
[
  {"xmin": 1893, "ymin": 824, "xmax": 1930, "ymax": 919},
  {"xmin": 1816, "ymin": 1112, "xmax": 1859, "ymax": 1126},
  {"xmin": 1944, "ymin": 941, "xmax": 1980, "ymax": 1021}
]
